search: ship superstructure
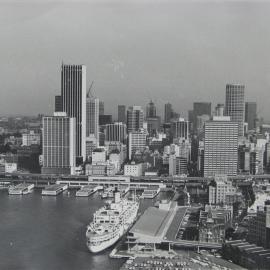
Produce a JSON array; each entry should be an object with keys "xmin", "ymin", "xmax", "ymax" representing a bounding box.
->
[{"xmin": 86, "ymin": 190, "xmax": 139, "ymax": 253}]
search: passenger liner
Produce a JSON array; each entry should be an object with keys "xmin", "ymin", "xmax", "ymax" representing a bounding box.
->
[{"xmin": 86, "ymin": 189, "xmax": 139, "ymax": 253}]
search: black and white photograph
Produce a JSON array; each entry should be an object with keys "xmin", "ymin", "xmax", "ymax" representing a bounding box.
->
[{"xmin": 0, "ymin": 0, "xmax": 270, "ymax": 269}]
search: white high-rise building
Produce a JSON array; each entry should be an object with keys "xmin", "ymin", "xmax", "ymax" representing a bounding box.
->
[
  {"xmin": 225, "ymin": 84, "xmax": 245, "ymax": 137},
  {"xmin": 128, "ymin": 129, "xmax": 147, "ymax": 160},
  {"xmin": 209, "ymin": 175, "xmax": 236, "ymax": 205},
  {"xmin": 204, "ymin": 116, "xmax": 238, "ymax": 177},
  {"xmin": 42, "ymin": 112, "xmax": 76, "ymax": 175},
  {"xmin": 61, "ymin": 64, "xmax": 86, "ymax": 161}
]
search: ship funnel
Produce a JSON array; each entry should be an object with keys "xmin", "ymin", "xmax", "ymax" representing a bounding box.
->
[{"xmin": 114, "ymin": 189, "xmax": 121, "ymax": 203}]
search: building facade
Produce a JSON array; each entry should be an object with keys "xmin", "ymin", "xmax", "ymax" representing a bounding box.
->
[
  {"xmin": 42, "ymin": 113, "xmax": 76, "ymax": 175},
  {"xmin": 118, "ymin": 105, "xmax": 126, "ymax": 123},
  {"xmin": 128, "ymin": 129, "xmax": 147, "ymax": 160},
  {"xmin": 127, "ymin": 106, "xmax": 144, "ymax": 132},
  {"xmin": 61, "ymin": 64, "xmax": 86, "ymax": 160},
  {"xmin": 204, "ymin": 116, "xmax": 238, "ymax": 177},
  {"xmin": 104, "ymin": 122, "xmax": 127, "ymax": 143},
  {"xmin": 225, "ymin": 84, "xmax": 245, "ymax": 136},
  {"xmin": 245, "ymin": 102, "xmax": 257, "ymax": 131},
  {"xmin": 86, "ymin": 97, "xmax": 99, "ymax": 143}
]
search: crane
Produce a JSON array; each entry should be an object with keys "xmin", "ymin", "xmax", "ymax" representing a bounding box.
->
[{"xmin": 87, "ymin": 81, "xmax": 94, "ymax": 98}]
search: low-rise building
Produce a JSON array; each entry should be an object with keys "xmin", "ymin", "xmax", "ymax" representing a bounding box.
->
[
  {"xmin": 209, "ymin": 175, "xmax": 236, "ymax": 205},
  {"xmin": 199, "ymin": 205, "xmax": 233, "ymax": 243},
  {"xmin": 248, "ymin": 202, "xmax": 270, "ymax": 249},
  {"xmin": 124, "ymin": 162, "xmax": 144, "ymax": 177}
]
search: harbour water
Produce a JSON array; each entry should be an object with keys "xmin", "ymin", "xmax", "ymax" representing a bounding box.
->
[{"xmin": 0, "ymin": 189, "xmax": 172, "ymax": 270}]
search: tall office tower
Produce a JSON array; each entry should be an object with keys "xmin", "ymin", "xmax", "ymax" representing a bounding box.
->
[
  {"xmin": 99, "ymin": 101, "xmax": 104, "ymax": 115},
  {"xmin": 245, "ymin": 102, "xmax": 257, "ymax": 130},
  {"xmin": 128, "ymin": 129, "xmax": 147, "ymax": 160},
  {"xmin": 215, "ymin": 104, "xmax": 224, "ymax": 117},
  {"xmin": 55, "ymin": 95, "xmax": 62, "ymax": 112},
  {"xmin": 204, "ymin": 116, "xmax": 238, "ymax": 177},
  {"xmin": 86, "ymin": 97, "xmax": 99, "ymax": 143},
  {"xmin": 105, "ymin": 122, "xmax": 127, "ymax": 143},
  {"xmin": 170, "ymin": 118, "xmax": 189, "ymax": 140},
  {"xmin": 146, "ymin": 100, "xmax": 157, "ymax": 118},
  {"xmin": 118, "ymin": 105, "xmax": 126, "ymax": 123},
  {"xmin": 61, "ymin": 64, "xmax": 86, "ymax": 161},
  {"xmin": 127, "ymin": 106, "xmax": 144, "ymax": 133},
  {"xmin": 188, "ymin": 110, "xmax": 194, "ymax": 132},
  {"xmin": 42, "ymin": 112, "xmax": 76, "ymax": 175},
  {"xmin": 164, "ymin": 103, "xmax": 173, "ymax": 123},
  {"xmin": 193, "ymin": 102, "xmax": 211, "ymax": 133},
  {"xmin": 146, "ymin": 117, "xmax": 161, "ymax": 137},
  {"xmin": 225, "ymin": 84, "xmax": 245, "ymax": 136}
]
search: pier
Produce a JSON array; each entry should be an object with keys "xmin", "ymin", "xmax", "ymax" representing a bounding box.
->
[
  {"xmin": 75, "ymin": 185, "xmax": 103, "ymax": 197},
  {"xmin": 41, "ymin": 184, "xmax": 68, "ymax": 196},
  {"xmin": 8, "ymin": 183, "xmax": 34, "ymax": 195}
]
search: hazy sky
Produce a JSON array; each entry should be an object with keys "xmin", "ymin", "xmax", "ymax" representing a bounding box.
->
[{"xmin": 1, "ymin": 0, "xmax": 270, "ymax": 120}]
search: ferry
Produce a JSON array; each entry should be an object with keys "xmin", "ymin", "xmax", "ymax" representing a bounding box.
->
[{"xmin": 86, "ymin": 189, "xmax": 139, "ymax": 253}]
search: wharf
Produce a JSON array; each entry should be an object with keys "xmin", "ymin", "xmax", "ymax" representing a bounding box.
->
[
  {"xmin": 41, "ymin": 184, "xmax": 68, "ymax": 196},
  {"xmin": 8, "ymin": 183, "xmax": 34, "ymax": 195},
  {"xmin": 75, "ymin": 185, "xmax": 103, "ymax": 197}
]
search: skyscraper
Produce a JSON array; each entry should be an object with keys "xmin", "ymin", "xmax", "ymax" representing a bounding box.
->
[
  {"xmin": 170, "ymin": 118, "xmax": 189, "ymax": 140},
  {"xmin": 54, "ymin": 95, "xmax": 62, "ymax": 112},
  {"xmin": 86, "ymin": 96, "xmax": 99, "ymax": 144},
  {"xmin": 61, "ymin": 64, "xmax": 86, "ymax": 161},
  {"xmin": 245, "ymin": 102, "xmax": 257, "ymax": 131},
  {"xmin": 127, "ymin": 106, "xmax": 144, "ymax": 133},
  {"xmin": 204, "ymin": 116, "xmax": 238, "ymax": 177},
  {"xmin": 42, "ymin": 112, "xmax": 76, "ymax": 175},
  {"xmin": 99, "ymin": 101, "xmax": 104, "ymax": 115},
  {"xmin": 146, "ymin": 100, "xmax": 156, "ymax": 118},
  {"xmin": 225, "ymin": 84, "xmax": 245, "ymax": 136},
  {"xmin": 193, "ymin": 102, "xmax": 211, "ymax": 134},
  {"xmin": 118, "ymin": 105, "xmax": 126, "ymax": 123},
  {"xmin": 128, "ymin": 129, "xmax": 147, "ymax": 160},
  {"xmin": 164, "ymin": 103, "xmax": 172, "ymax": 123},
  {"xmin": 105, "ymin": 122, "xmax": 127, "ymax": 143}
]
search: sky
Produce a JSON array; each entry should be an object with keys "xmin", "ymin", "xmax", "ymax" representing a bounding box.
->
[{"xmin": 1, "ymin": 0, "xmax": 270, "ymax": 120}]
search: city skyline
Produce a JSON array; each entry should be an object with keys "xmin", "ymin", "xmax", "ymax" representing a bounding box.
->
[{"xmin": 1, "ymin": 1, "xmax": 270, "ymax": 120}]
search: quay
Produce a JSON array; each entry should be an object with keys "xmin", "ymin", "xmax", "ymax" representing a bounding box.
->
[
  {"xmin": 8, "ymin": 183, "xmax": 34, "ymax": 195},
  {"xmin": 41, "ymin": 184, "xmax": 68, "ymax": 196},
  {"xmin": 141, "ymin": 186, "xmax": 160, "ymax": 199},
  {"xmin": 75, "ymin": 185, "xmax": 103, "ymax": 197}
]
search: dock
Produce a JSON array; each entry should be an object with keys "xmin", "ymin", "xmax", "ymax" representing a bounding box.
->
[
  {"xmin": 41, "ymin": 184, "xmax": 68, "ymax": 196},
  {"xmin": 75, "ymin": 185, "xmax": 103, "ymax": 197},
  {"xmin": 141, "ymin": 186, "xmax": 160, "ymax": 199},
  {"xmin": 8, "ymin": 183, "xmax": 34, "ymax": 195}
]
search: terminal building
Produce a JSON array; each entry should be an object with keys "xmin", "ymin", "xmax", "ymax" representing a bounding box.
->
[{"xmin": 127, "ymin": 201, "xmax": 187, "ymax": 251}]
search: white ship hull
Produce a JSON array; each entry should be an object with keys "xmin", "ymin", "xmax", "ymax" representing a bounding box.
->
[
  {"xmin": 86, "ymin": 192, "xmax": 139, "ymax": 254},
  {"xmin": 87, "ymin": 209, "xmax": 138, "ymax": 253},
  {"xmin": 87, "ymin": 231, "xmax": 121, "ymax": 253}
]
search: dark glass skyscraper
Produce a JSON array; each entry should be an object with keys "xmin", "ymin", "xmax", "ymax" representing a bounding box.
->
[
  {"xmin": 245, "ymin": 102, "xmax": 257, "ymax": 131},
  {"xmin": 193, "ymin": 102, "xmax": 211, "ymax": 133},
  {"xmin": 164, "ymin": 103, "xmax": 172, "ymax": 123},
  {"xmin": 54, "ymin": 95, "xmax": 62, "ymax": 112},
  {"xmin": 61, "ymin": 64, "xmax": 86, "ymax": 160},
  {"xmin": 225, "ymin": 84, "xmax": 245, "ymax": 136},
  {"xmin": 146, "ymin": 100, "xmax": 156, "ymax": 118},
  {"xmin": 127, "ymin": 106, "xmax": 144, "ymax": 132},
  {"xmin": 118, "ymin": 105, "xmax": 126, "ymax": 123}
]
